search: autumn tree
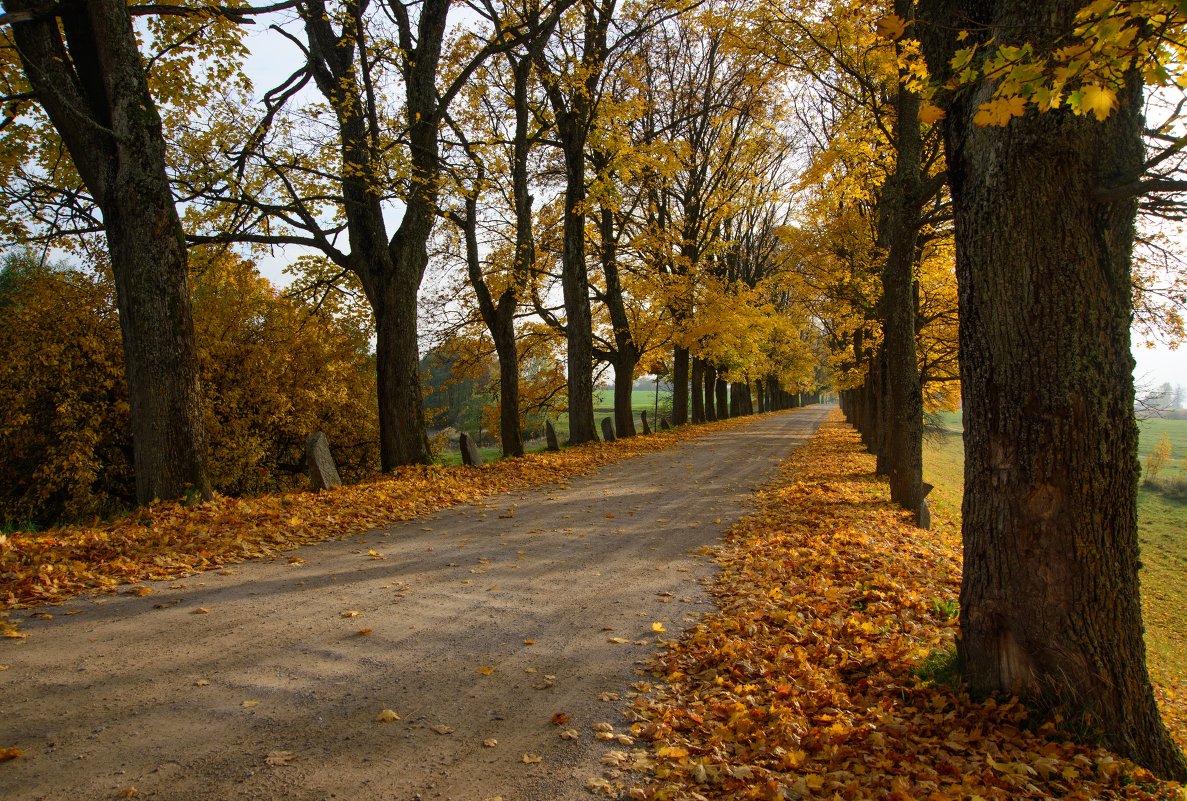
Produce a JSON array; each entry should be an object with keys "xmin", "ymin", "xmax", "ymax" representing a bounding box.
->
[
  {"xmin": 187, "ymin": 0, "xmax": 553, "ymax": 468},
  {"xmin": 918, "ymin": 0, "xmax": 1187, "ymax": 779},
  {"xmin": 763, "ymin": 0, "xmax": 951, "ymax": 520},
  {"xmin": 440, "ymin": 0, "xmax": 575, "ymax": 456},
  {"xmin": 1, "ymin": 0, "xmax": 224, "ymax": 505}
]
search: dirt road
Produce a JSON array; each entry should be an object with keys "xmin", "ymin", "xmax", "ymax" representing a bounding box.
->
[{"xmin": 1, "ymin": 406, "xmax": 830, "ymax": 801}]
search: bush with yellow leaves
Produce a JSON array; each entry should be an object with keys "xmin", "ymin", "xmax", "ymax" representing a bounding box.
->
[{"xmin": 0, "ymin": 248, "xmax": 379, "ymax": 527}]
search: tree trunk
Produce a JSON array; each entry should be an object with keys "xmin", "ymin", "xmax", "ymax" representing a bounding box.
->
[
  {"xmin": 371, "ymin": 266, "xmax": 433, "ymax": 468},
  {"xmin": 878, "ymin": 0, "xmax": 925, "ymax": 514},
  {"xmin": 673, "ymin": 345, "xmax": 690, "ymax": 424},
  {"xmin": 690, "ymin": 358, "xmax": 705, "ymax": 423},
  {"xmin": 703, "ymin": 364, "xmax": 717, "ymax": 421},
  {"xmin": 922, "ymin": 0, "xmax": 1185, "ymax": 779},
  {"xmin": 493, "ymin": 327, "xmax": 523, "ymax": 457},
  {"xmin": 612, "ymin": 360, "xmax": 637, "ymax": 438},
  {"xmin": 559, "ymin": 141, "xmax": 597, "ymax": 444},
  {"xmin": 716, "ymin": 378, "xmax": 729, "ymax": 419},
  {"xmin": 755, "ymin": 379, "xmax": 765, "ymax": 412},
  {"xmin": 9, "ymin": 0, "xmax": 211, "ymax": 506}
]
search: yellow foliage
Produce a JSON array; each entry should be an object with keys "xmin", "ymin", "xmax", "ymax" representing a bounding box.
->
[{"xmin": 0, "ymin": 249, "xmax": 379, "ymax": 526}]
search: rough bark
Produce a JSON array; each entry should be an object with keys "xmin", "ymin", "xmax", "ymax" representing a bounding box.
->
[
  {"xmin": 673, "ymin": 345, "xmax": 690, "ymax": 424},
  {"xmin": 877, "ymin": 0, "xmax": 926, "ymax": 515},
  {"xmin": 716, "ymin": 379, "xmax": 729, "ymax": 419},
  {"xmin": 922, "ymin": 0, "xmax": 1186, "ymax": 779},
  {"xmin": 9, "ymin": 0, "xmax": 211, "ymax": 505},
  {"xmin": 690, "ymin": 358, "xmax": 705, "ymax": 423},
  {"xmin": 703, "ymin": 364, "xmax": 717, "ymax": 422}
]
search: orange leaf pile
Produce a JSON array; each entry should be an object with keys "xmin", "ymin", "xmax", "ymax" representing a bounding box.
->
[
  {"xmin": 629, "ymin": 414, "xmax": 1184, "ymax": 800},
  {"xmin": 0, "ymin": 415, "xmax": 756, "ymax": 611}
]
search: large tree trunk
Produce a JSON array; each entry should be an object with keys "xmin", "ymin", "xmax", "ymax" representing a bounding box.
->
[
  {"xmin": 716, "ymin": 379, "xmax": 729, "ymax": 419},
  {"xmin": 703, "ymin": 364, "xmax": 717, "ymax": 421},
  {"xmin": 673, "ymin": 345, "xmax": 690, "ymax": 424},
  {"xmin": 559, "ymin": 141, "xmax": 597, "ymax": 444},
  {"xmin": 922, "ymin": 0, "xmax": 1185, "ymax": 779},
  {"xmin": 493, "ymin": 326, "xmax": 523, "ymax": 457},
  {"xmin": 10, "ymin": 0, "xmax": 211, "ymax": 506},
  {"xmin": 690, "ymin": 358, "xmax": 705, "ymax": 423},
  {"xmin": 878, "ymin": 0, "xmax": 925, "ymax": 515},
  {"xmin": 371, "ymin": 265, "xmax": 432, "ymax": 468},
  {"xmin": 612, "ymin": 359, "xmax": 637, "ymax": 438}
]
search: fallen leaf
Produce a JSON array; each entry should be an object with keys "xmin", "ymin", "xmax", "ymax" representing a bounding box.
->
[
  {"xmin": 432, "ymin": 725, "xmax": 453, "ymax": 735},
  {"xmin": 340, "ymin": 610, "xmax": 361, "ymax": 618},
  {"xmin": 375, "ymin": 708, "xmax": 401, "ymax": 722},
  {"xmin": 287, "ymin": 556, "xmax": 304, "ymax": 565},
  {"xmin": 265, "ymin": 750, "xmax": 293, "ymax": 766},
  {"xmin": 357, "ymin": 628, "xmax": 373, "ymax": 636},
  {"xmin": 585, "ymin": 777, "xmax": 614, "ymax": 794},
  {"xmin": 483, "ymin": 738, "xmax": 498, "ymax": 747},
  {"xmin": 523, "ymin": 639, "xmax": 535, "ymax": 645},
  {"xmin": 122, "ymin": 586, "xmax": 152, "ymax": 597},
  {"xmin": 551, "ymin": 711, "xmax": 570, "ymax": 725},
  {"xmin": 607, "ymin": 636, "xmax": 629, "ymax": 644},
  {"xmin": 192, "ymin": 607, "xmax": 209, "ymax": 615},
  {"xmin": 0, "ymin": 747, "xmax": 23, "ymax": 761},
  {"xmin": 117, "ymin": 787, "xmax": 139, "ymax": 798},
  {"xmin": 478, "ymin": 666, "xmax": 495, "ymax": 676},
  {"xmin": 599, "ymin": 692, "xmax": 619, "ymax": 701},
  {"xmin": 651, "ymin": 622, "xmax": 667, "ymax": 633},
  {"xmin": 30, "ymin": 612, "xmax": 53, "ymax": 620},
  {"xmin": 559, "ymin": 729, "xmax": 580, "ymax": 740},
  {"xmin": 241, "ymin": 700, "xmax": 259, "ymax": 708},
  {"xmin": 521, "ymin": 753, "xmax": 543, "ymax": 764},
  {"xmin": 194, "ymin": 679, "xmax": 210, "ymax": 687},
  {"xmin": 602, "ymin": 750, "xmax": 629, "ymax": 766}
]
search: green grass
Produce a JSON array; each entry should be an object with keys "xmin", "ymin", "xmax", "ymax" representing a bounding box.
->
[
  {"xmin": 434, "ymin": 442, "xmax": 549, "ymax": 467},
  {"xmin": 923, "ymin": 417, "xmax": 1187, "ymax": 692},
  {"xmin": 592, "ymin": 388, "xmax": 671, "ymax": 415}
]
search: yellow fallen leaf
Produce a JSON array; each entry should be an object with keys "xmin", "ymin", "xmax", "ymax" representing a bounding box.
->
[
  {"xmin": 585, "ymin": 777, "xmax": 614, "ymax": 794},
  {"xmin": 483, "ymin": 738, "xmax": 498, "ymax": 747},
  {"xmin": 357, "ymin": 628, "xmax": 373, "ymax": 636},
  {"xmin": 607, "ymin": 636, "xmax": 628, "ymax": 644},
  {"xmin": 521, "ymin": 753, "xmax": 543, "ymax": 764},
  {"xmin": 192, "ymin": 607, "xmax": 209, "ymax": 615},
  {"xmin": 340, "ymin": 610, "xmax": 361, "ymax": 618},
  {"xmin": 559, "ymin": 729, "xmax": 580, "ymax": 740},
  {"xmin": 523, "ymin": 639, "xmax": 535, "ymax": 645},
  {"xmin": 375, "ymin": 709, "xmax": 400, "ymax": 722},
  {"xmin": 478, "ymin": 666, "xmax": 495, "ymax": 676},
  {"xmin": 194, "ymin": 679, "xmax": 210, "ymax": 687},
  {"xmin": 241, "ymin": 700, "xmax": 259, "ymax": 708},
  {"xmin": 0, "ymin": 747, "xmax": 23, "ymax": 761},
  {"xmin": 651, "ymin": 622, "xmax": 666, "ymax": 633},
  {"xmin": 117, "ymin": 788, "xmax": 139, "ymax": 799}
]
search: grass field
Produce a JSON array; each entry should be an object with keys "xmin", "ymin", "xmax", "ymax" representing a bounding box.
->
[{"xmin": 922, "ymin": 416, "xmax": 1187, "ymax": 695}]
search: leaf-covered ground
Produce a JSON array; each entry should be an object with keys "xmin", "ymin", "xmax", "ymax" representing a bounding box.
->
[
  {"xmin": 0, "ymin": 418, "xmax": 752, "ymax": 623},
  {"xmin": 626, "ymin": 415, "xmax": 1186, "ymax": 800}
]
